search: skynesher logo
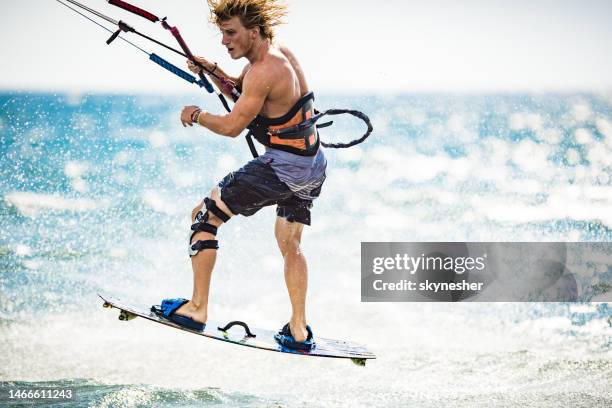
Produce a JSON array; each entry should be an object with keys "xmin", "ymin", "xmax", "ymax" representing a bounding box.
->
[{"xmin": 372, "ymin": 253, "xmax": 487, "ymax": 275}]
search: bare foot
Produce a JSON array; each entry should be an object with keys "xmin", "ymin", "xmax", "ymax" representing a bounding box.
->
[
  {"xmin": 173, "ymin": 300, "xmax": 207, "ymax": 324},
  {"xmin": 289, "ymin": 321, "xmax": 309, "ymax": 342}
]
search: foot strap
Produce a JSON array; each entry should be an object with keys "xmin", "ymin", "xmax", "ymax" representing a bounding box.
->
[{"xmin": 274, "ymin": 323, "xmax": 315, "ymax": 351}]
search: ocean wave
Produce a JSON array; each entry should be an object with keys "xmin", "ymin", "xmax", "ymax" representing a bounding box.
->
[{"xmin": 3, "ymin": 192, "xmax": 102, "ymax": 217}]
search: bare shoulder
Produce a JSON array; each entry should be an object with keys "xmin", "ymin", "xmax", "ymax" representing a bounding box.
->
[
  {"xmin": 243, "ymin": 52, "xmax": 287, "ymax": 87},
  {"xmin": 241, "ymin": 61, "xmax": 276, "ymax": 98},
  {"xmin": 276, "ymin": 43, "xmax": 309, "ymax": 94},
  {"xmin": 243, "ymin": 61, "xmax": 272, "ymax": 85},
  {"xmin": 277, "ymin": 44, "xmax": 299, "ymax": 63}
]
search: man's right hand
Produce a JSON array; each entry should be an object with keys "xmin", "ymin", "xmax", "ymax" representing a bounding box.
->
[{"xmin": 187, "ymin": 56, "xmax": 214, "ymax": 75}]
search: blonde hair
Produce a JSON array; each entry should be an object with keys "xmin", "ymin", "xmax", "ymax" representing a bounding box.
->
[{"xmin": 207, "ymin": 0, "xmax": 287, "ymax": 40}]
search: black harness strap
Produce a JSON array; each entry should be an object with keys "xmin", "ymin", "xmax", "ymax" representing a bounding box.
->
[
  {"xmin": 245, "ymin": 130, "xmax": 260, "ymax": 158},
  {"xmin": 318, "ymin": 109, "xmax": 373, "ymax": 149},
  {"xmin": 266, "ymin": 108, "xmax": 373, "ymax": 149},
  {"xmin": 244, "ymin": 101, "xmax": 372, "ymax": 159}
]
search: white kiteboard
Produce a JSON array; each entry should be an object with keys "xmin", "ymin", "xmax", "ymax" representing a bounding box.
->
[{"xmin": 99, "ymin": 293, "xmax": 375, "ymax": 366}]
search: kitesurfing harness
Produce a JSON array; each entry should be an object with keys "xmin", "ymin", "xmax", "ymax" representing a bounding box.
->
[
  {"xmin": 245, "ymin": 92, "xmax": 372, "ymax": 157},
  {"xmin": 57, "ymin": 0, "xmax": 373, "ymax": 158}
]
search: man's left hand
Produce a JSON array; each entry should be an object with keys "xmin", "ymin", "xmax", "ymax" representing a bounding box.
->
[{"xmin": 181, "ymin": 105, "xmax": 201, "ymax": 127}]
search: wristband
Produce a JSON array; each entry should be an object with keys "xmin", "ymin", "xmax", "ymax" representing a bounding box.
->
[
  {"xmin": 196, "ymin": 110, "xmax": 208, "ymax": 126},
  {"xmin": 190, "ymin": 108, "xmax": 202, "ymax": 123}
]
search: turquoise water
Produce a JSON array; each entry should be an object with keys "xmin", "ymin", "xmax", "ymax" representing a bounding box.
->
[{"xmin": 1, "ymin": 92, "xmax": 611, "ymax": 407}]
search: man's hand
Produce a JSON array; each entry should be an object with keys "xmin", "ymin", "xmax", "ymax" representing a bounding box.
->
[
  {"xmin": 181, "ymin": 105, "xmax": 201, "ymax": 127},
  {"xmin": 187, "ymin": 56, "xmax": 214, "ymax": 75}
]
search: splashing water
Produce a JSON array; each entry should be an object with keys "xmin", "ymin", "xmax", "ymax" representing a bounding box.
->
[{"xmin": 1, "ymin": 92, "xmax": 611, "ymax": 407}]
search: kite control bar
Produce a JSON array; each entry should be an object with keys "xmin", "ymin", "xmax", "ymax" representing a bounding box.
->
[{"xmin": 108, "ymin": 0, "xmax": 240, "ymax": 102}]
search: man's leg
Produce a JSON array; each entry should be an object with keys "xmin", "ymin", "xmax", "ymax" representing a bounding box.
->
[
  {"xmin": 173, "ymin": 187, "xmax": 234, "ymax": 324},
  {"xmin": 275, "ymin": 216, "xmax": 309, "ymax": 343}
]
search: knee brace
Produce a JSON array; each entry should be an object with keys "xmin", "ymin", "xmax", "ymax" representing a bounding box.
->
[{"xmin": 188, "ymin": 197, "xmax": 231, "ymax": 257}]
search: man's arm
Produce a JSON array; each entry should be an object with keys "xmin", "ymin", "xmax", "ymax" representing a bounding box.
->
[
  {"xmin": 188, "ymin": 57, "xmax": 246, "ymax": 99},
  {"xmin": 234, "ymin": 64, "xmax": 251, "ymax": 91},
  {"xmin": 181, "ymin": 65, "xmax": 270, "ymax": 137}
]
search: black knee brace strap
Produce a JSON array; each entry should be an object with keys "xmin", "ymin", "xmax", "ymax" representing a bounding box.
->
[
  {"xmin": 204, "ymin": 197, "xmax": 231, "ymax": 222},
  {"xmin": 188, "ymin": 198, "xmax": 231, "ymax": 257},
  {"xmin": 190, "ymin": 239, "xmax": 219, "ymax": 252}
]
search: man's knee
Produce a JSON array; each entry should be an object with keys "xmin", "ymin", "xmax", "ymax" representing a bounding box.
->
[
  {"xmin": 191, "ymin": 203, "xmax": 204, "ymax": 222},
  {"xmin": 191, "ymin": 188, "xmax": 233, "ymax": 225},
  {"xmin": 188, "ymin": 188, "xmax": 233, "ymax": 257},
  {"xmin": 275, "ymin": 217, "xmax": 305, "ymax": 256},
  {"xmin": 275, "ymin": 227, "xmax": 303, "ymax": 257},
  {"xmin": 277, "ymin": 236, "xmax": 304, "ymax": 258},
  {"xmin": 209, "ymin": 187, "xmax": 234, "ymax": 223},
  {"xmin": 277, "ymin": 237, "xmax": 302, "ymax": 257}
]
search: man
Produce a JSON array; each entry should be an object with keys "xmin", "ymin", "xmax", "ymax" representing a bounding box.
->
[{"xmin": 156, "ymin": 0, "xmax": 325, "ymax": 350}]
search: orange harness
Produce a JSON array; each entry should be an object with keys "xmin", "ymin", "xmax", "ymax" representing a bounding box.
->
[
  {"xmin": 245, "ymin": 92, "xmax": 373, "ymax": 158},
  {"xmin": 247, "ymin": 92, "xmax": 320, "ymax": 157}
]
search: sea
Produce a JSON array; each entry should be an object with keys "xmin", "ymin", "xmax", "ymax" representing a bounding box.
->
[{"xmin": 1, "ymin": 91, "xmax": 611, "ymax": 407}]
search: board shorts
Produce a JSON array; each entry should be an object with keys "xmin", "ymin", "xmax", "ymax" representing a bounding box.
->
[{"xmin": 218, "ymin": 158, "xmax": 325, "ymax": 226}]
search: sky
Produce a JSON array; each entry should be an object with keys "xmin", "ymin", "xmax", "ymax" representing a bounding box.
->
[{"xmin": 1, "ymin": 0, "xmax": 612, "ymax": 93}]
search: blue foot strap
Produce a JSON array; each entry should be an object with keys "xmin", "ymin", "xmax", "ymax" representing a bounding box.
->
[
  {"xmin": 151, "ymin": 298, "xmax": 205, "ymax": 331},
  {"xmin": 274, "ymin": 323, "xmax": 315, "ymax": 351}
]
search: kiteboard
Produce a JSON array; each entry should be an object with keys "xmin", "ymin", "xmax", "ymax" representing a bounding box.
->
[{"xmin": 99, "ymin": 293, "xmax": 376, "ymax": 366}]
